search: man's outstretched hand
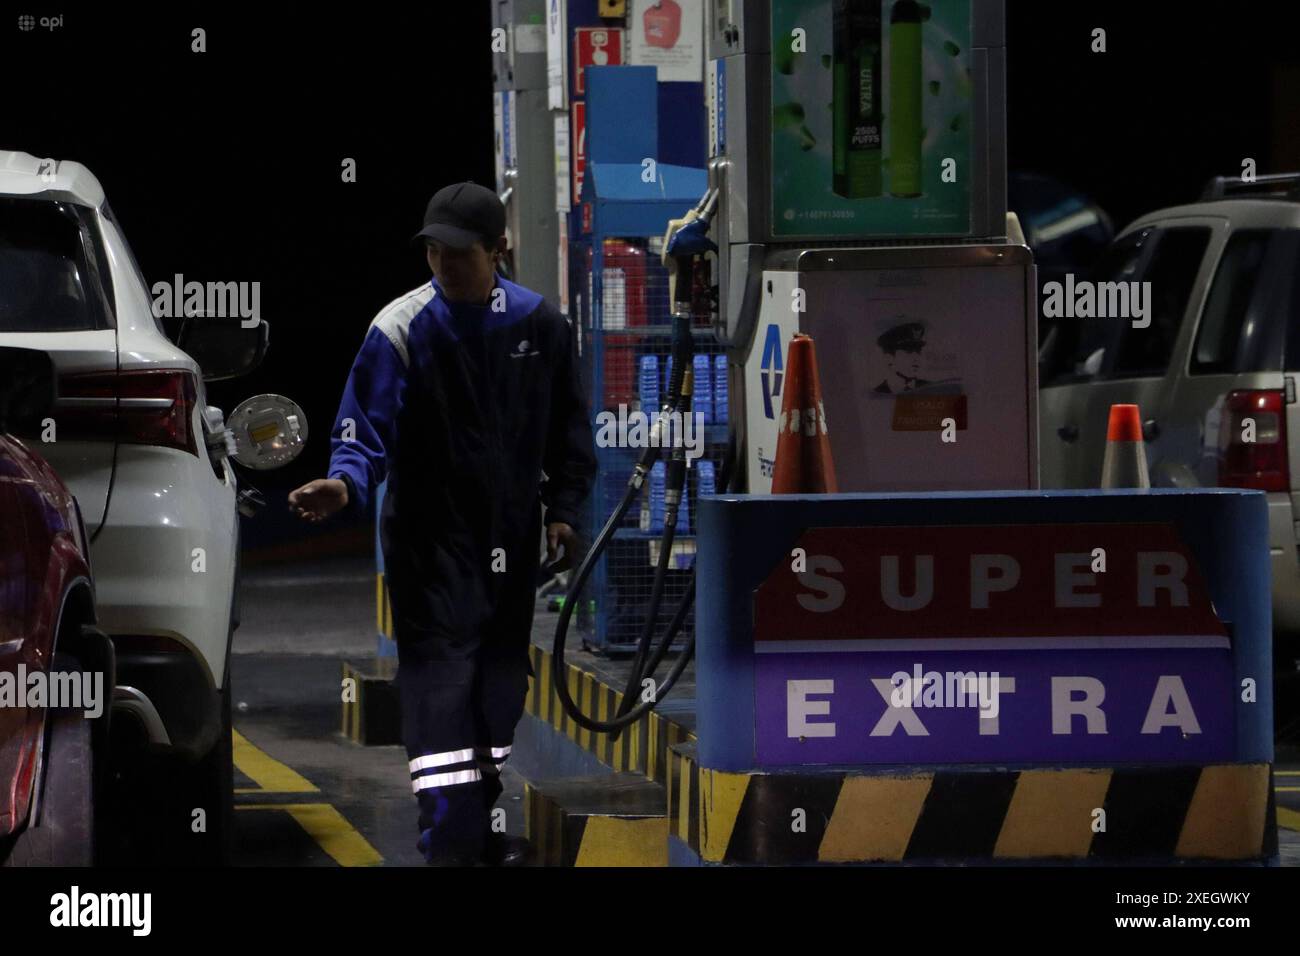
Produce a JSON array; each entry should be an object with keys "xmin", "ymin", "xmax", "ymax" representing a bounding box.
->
[
  {"xmin": 289, "ymin": 478, "xmax": 349, "ymax": 523},
  {"xmin": 546, "ymin": 522, "xmax": 579, "ymax": 572}
]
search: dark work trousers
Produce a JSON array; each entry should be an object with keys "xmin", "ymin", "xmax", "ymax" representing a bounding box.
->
[{"xmin": 393, "ymin": 566, "xmax": 537, "ymax": 859}]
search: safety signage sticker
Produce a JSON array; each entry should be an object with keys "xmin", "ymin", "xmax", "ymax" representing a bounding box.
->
[
  {"xmin": 554, "ymin": 112, "xmax": 571, "ymax": 213},
  {"xmin": 574, "ymin": 27, "xmax": 624, "ymax": 95},
  {"xmin": 505, "ymin": 91, "xmax": 517, "ymax": 169},
  {"xmin": 751, "ymin": 523, "xmax": 1236, "ymax": 764},
  {"xmin": 547, "ymin": 0, "xmax": 567, "ymax": 109},
  {"xmin": 493, "ymin": 92, "xmax": 506, "ymax": 194},
  {"xmin": 572, "ymin": 100, "xmax": 586, "ymax": 207}
]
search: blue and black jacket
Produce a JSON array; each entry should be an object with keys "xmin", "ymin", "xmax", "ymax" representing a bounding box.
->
[{"xmin": 327, "ymin": 276, "xmax": 597, "ymax": 642}]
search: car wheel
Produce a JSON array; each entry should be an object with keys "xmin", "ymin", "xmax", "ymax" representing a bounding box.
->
[
  {"xmin": 3, "ymin": 654, "xmax": 96, "ymax": 867},
  {"xmin": 176, "ymin": 681, "xmax": 234, "ymax": 866},
  {"xmin": 100, "ymin": 684, "xmax": 234, "ymax": 867}
]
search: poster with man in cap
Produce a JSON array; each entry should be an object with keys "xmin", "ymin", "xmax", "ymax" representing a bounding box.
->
[
  {"xmin": 287, "ymin": 182, "xmax": 597, "ymax": 865},
  {"xmin": 873, "ymin": 320, "xmax": 934, "ymax": 394}
]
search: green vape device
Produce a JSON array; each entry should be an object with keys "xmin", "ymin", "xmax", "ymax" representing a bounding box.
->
[
  {"xmin": 832, "ymin": 0, "xmax": 882, "ymax": 199},
  {"xmin": 889, "ymin": 0, "xmax": 923, "ymax": 197}
]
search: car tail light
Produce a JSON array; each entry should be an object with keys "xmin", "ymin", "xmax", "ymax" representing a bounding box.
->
[
  {"xmin": 1219, "ymin": 389, "xmax": 1289, "ymax": 491},
  {"xmin": 58, "ymin": 369, "xmax": 197, "ymax": 455}
]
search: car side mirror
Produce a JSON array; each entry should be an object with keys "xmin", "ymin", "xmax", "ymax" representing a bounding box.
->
[
  {"xmin": 0, "ymin": 347, "xmax": 56, "ymax": 436},
  {"xmin": 176, "ymin": 317, "xmax": 270, "ymax": 382}
]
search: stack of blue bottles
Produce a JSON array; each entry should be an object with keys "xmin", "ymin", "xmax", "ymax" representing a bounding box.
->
[
  {"xmin": 697, "ymin": 459, "xmax": 716, "ymax": 500},
  {"xmin": 694, "ymin": 354, "xmax": 712, "ymax": 424},
  {"xmin": 638, "ymin": 354, "xmax": 659, "ymax": 414},
  {"xmin": 714, "ymin": 354, "xmax": 728, "ymax": 424},
  {"xmin": 663, "ymin": 355, "xmax": 676, "ymax": 450},
  {"xmin": 648, "ymin": 461, "xmax": 689, "ymax": 534}
]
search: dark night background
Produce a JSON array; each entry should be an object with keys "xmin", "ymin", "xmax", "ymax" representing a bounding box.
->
[{"xmin": 4, "ymin": 3, "xmax": 1299, "ymax": 555}]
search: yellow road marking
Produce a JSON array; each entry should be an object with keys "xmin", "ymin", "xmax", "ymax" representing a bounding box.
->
[
  {"xmin": 1277, "ymin": 807, "xmax": 1300, "ymax": 832},
  {"xmin": 1275, "ymin": 787, "xmax": 1300, "ymax": 793},
  {"xmin": 1276, "ymin": 771, "xmax": 1300, "ymax": 776},
  {"xmin": 237, "ymin": 803, "xmax": 383, "ymax": 867},
  {"xmin": 232, "ymin": 730, "xmax": 319, "ymax": 793}
]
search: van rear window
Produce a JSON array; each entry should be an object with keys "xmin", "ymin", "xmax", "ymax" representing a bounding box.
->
[
  {"xmin": 1110, "ymin": 227, "xmax": 1210, "ymax": 377},
  {"xmin": 1040, "ymin": 228, "xmax": 1149, "ymax": 386},
  {"xmin": 1191, "ymin": 230, "xmax": 1276, "ymax": 374},
  {"xmin": 0, "ymin": 197, "xmax": 111, "ymax": 332}
]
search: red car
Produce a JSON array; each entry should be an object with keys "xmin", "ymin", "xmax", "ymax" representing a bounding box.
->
[{"xmin": 0, "ymin": 347, "xmax": 113, "ymax": 866}]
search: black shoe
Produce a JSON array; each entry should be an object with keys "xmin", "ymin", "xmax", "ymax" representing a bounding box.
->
[{"xmin": 482, "ymin": 832, "xmax": 532, "ymax": 867}]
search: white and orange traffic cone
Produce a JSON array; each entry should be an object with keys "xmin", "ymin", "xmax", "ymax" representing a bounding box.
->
[
  {"xmin": 772, "ymin": 334, "xmax": 838, "ymax": 494},
  {"xmin": 1101, "ymin": 403, "xmax": 1150, "ymax": 489}
]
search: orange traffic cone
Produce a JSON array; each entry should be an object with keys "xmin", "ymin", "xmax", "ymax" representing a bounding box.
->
[
  {"xmin": 772, "ymin": 334, "xmax": 839, "ymax": 494},
  {"xmin": 1101, "ymin": 404, "xmax": 1150, "ymax": 489}
]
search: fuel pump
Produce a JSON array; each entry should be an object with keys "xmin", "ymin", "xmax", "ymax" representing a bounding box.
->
[
  {"xmin": 551, "ymin": 0, "xmax": 1028, "ymax": 734},
  {"xmin": 550, "ymin": 189, "xmax": 733, "ymax": 734}
]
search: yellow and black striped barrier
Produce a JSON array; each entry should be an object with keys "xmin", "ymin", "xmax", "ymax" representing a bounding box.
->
[
  {"xmin": 524, "ymin": 774, "xmax": 667, "ymax": 866},
  {"xmin": 340, "ymin": 657, "xmax": 400, "ymax": 746},
  {"xmin": 667, "ymin": 745, "xmax": 1276, "ymax": 865},
  {"xmin": 376, "ymin": 570, "xmax": 393, "ymax": 641},
  {"xmin": 523, "ymin": 643, "xmax": 694, "ymax": 787},
  {"xmin": 338, "ymin": 572, "xmax": 401, "ymax": 745}
]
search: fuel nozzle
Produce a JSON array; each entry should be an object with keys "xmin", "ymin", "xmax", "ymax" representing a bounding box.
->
[{"xmin": 662, "ymin": 189, "xmax": 719, "ymax": 318}]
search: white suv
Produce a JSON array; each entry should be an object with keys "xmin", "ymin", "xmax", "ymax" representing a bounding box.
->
[
  {"xmin": 0, "ymin": 150, "xmax": 294, "ymax": 861},
  {"xmin": 1039, "ymin": 174, "xmax": 1300, "ymax": 674}
]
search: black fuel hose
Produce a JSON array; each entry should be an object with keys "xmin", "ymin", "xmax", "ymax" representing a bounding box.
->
[
  {"xmin": 608, "ymin": 312, "xmax": 694, "ymax": 738},
  {"xmin": 552, "ymin": 219, "xmax": 723, "ymax": 734},
  {"xmin": 550, "ymin": 408, "xmax": 737, "ymax": 735}
]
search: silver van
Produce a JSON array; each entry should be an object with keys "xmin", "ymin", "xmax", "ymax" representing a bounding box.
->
[{"xmin": 1039, "ymin": 175, "xmax": 1300, "ymax": 649}]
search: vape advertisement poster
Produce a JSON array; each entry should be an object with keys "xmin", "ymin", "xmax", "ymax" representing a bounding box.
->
[
  {"xmin": 771, "ymin": 0, "xmax": 973, "ymax": 238},
  {"xmin": 803, "ymin": 262, "xmax": 1030, "ymax": 490},
  {"xmin": 630, "ymin": 0, "xmax": 705, "ymax": 83}
]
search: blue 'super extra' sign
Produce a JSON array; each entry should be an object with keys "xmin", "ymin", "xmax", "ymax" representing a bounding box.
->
[{"xmin": 752, "ymin": 522, "xmax": 1237, "ymax": 765}]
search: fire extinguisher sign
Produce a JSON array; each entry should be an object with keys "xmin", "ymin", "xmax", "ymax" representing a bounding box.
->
[
  {"xmin": 574, "ymin": 27, "xmax": 624, "ymax": 96},
  {"xmin": 572, "ymin": 101, "xmax": 586, "ymax": 207}
]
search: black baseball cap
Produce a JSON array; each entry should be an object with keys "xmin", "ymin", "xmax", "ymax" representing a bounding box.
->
[{"xmin": 412, "ymin": 182, "xmax": 506, "ymax": 249}]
